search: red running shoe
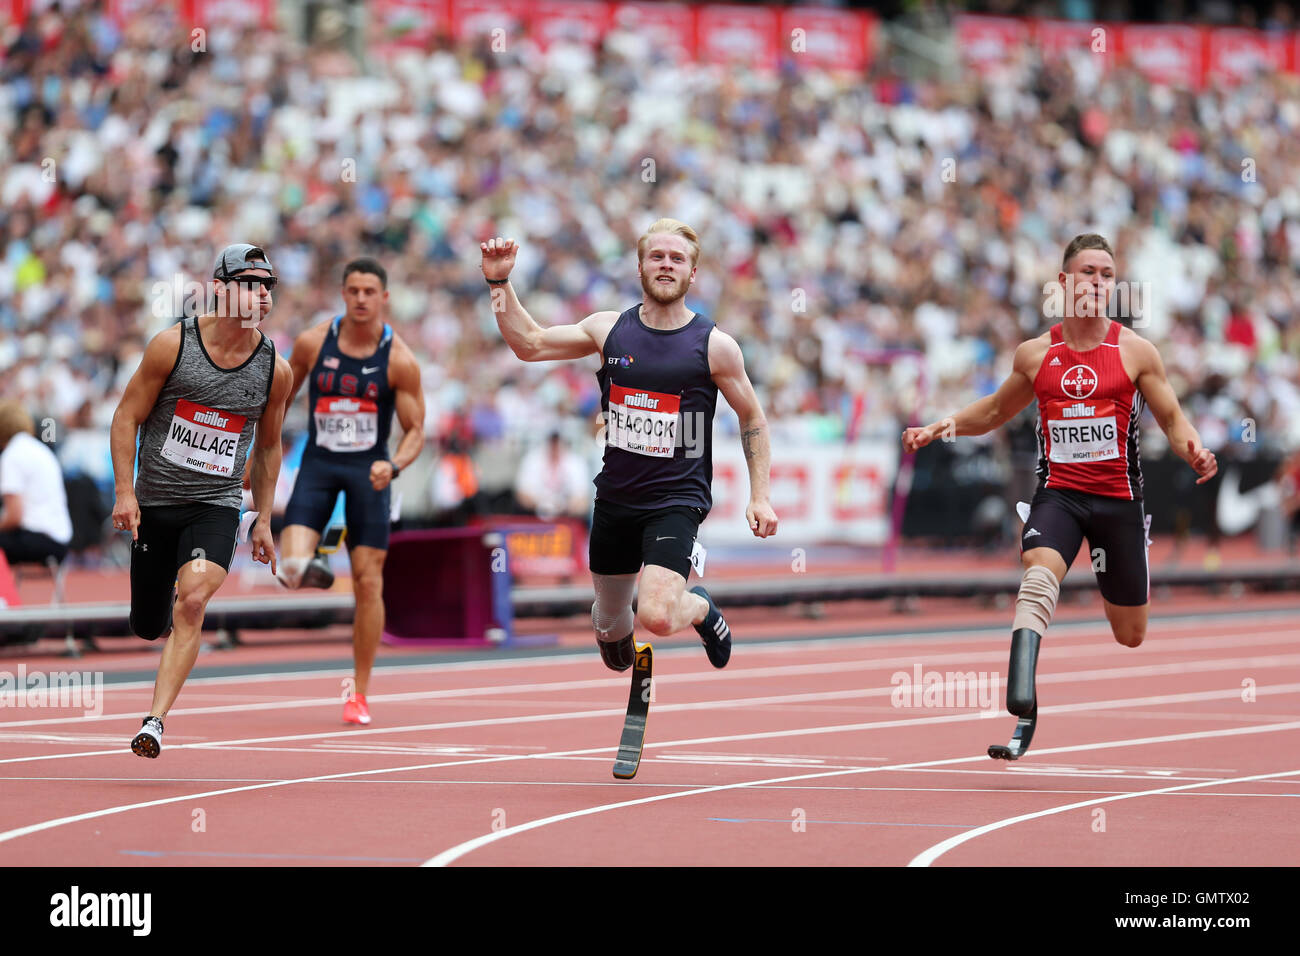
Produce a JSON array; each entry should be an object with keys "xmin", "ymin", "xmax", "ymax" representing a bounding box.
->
[{"xmin": 342, "ymin": 694, "xmax": 370, "ymax": 725}]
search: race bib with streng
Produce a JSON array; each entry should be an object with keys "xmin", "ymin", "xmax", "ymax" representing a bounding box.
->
[
  {"xmin": 1046, "ymin": 399, "xmax": 1119, "ymax": 463},
  {"xmin": 607, "ymin": 383, "xmax": 680, "ymax": 458},
  {"xmin": 161, "ymin": 399, "xmax": 246, "ymax": 476},
  {"xmin": 314, "ymin": 396, "xmax": 378, "ymax": 452}
]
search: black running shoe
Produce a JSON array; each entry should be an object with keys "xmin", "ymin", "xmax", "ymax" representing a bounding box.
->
[
  {"xmin": 300, "ymin": 552, "xmax": 335, "ymax": 590},
  {"xmin": 597, "ymin": 634, "xmax": 635, "ymax": 672},
  {"xmin": 690, "ymin": 586, "xmax": 731, "ymax": 668},
  {"xmin": 131, "ymin": 716, "xmax": 164, "ymax": 759}
]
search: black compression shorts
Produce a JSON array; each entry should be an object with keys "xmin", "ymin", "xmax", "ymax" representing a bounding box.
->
[
  {"xmin": 588, "ymin": 499, "xmax": 704, "ymax": 580},
  {"xmin": 1020, "ymin": 485, "xmax": 1151, "ymax": 607},
  {"xmin": 130, "ymin": 502, "xmax": 240, "ymax": 639}
]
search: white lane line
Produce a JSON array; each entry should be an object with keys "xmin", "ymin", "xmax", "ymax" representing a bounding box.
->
[
  {"xmin": 907, "ymin": 767, "xmax": 1300, "ymax": 867},
  {"xmin": 421, "ymin": 719, "xmax": 1300, "ymax": 866},
  {"xmin": 3, "ymin": 665, "xmax": 1299, "ymax": 768},
  {"xmin": 6, "ymin": 629, "xmax": 1300, "ymax": 734},
  {"xmin": 10, "ymin": 608, "xmax": 1300, "ymax": 707},
  {"xmin": 2, "ymin": 712, "xmax": 1289, "ymax": 858}
]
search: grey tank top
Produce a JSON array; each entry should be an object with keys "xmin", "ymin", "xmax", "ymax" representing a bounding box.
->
[{"xmin": 135, "ymin": 317, "xmax": 277, "ymax": 509}]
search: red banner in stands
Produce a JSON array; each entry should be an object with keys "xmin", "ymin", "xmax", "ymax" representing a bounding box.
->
[
  {"xmin": 609, "ymin": 2, "xmax": 696, "ymax": 61},
  {"xmin": 450, "ymin": 0, "xmax": 532, "ymax": 42},
  {"xmin": 777, "ymin": 6, "xmax": 875, "ymax": 72},
  {"xmin": 186, "ymin": 0, "xmax": 275, "ymax": 28},
  {"xmin": 1035, "ymin": 18, "xmax": 1112, "ymax": 61},
  {"xmin": 695, "ymin": 3, "xmax": 779, "ymax": 70},
  {"xmin": 531, "ymin": 0, "xmax": 612, "ymax": 50},
  {"xmin": 368, "ymin": 0, "xmax": 452, "ymax": 50},
  {"xmin": 954, "ymin": 14, "xmax": 1031, "ymax": 71},
  {"xmin": 1206, "ymin": 27, "xmax": 1289, "ymax": 84},
  {"xmin": 1120, "ymin": 24, "xmax": 1204, "ymax": 88}
]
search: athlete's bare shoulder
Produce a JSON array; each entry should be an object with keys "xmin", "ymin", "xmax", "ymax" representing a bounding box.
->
[
  {"xmin": 140, "ymin": 322, "xmax": 183, "ymax": 373},
  {"xmin": 387, "ymin": 332, "xmax": 423, "ymax": 385},
  {"xmin": 578, "ymin": 310, "xmax": 621, "ymax": 351},
  {"xmin": 706, "ymin": 325, "xmax": 744, "ymax": 370},
  {"xmin": 1116, "ymin": 323, "xmax": 1160, "ymax": 375},
  {"xmin": 1013, "ymin": 331, "xmax": 1053, "ymax": 377},
  {"xmin": 293, "ymin": 319, "xmax": 332, "ymax": 348}
]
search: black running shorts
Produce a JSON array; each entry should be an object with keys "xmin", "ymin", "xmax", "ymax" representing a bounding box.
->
[
  {"xmin": 588, "ymin": 499, "xmax": 704, "ymax": 580},
  {"xmin": 130, "ymin": 502, "xmax": 239, "ymax": 639},
  {"xmin": 1020, "ymin": 485, "xmax": 1150, "ymax": 607}
]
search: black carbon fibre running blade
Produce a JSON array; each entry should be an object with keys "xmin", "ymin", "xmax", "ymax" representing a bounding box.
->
[
  {"xmin": 989, "ymin": 706, "xmax": 1038, "ymax": 761},
  {"xmin": 613, "ymin": 644, "xmax": 653, "ymax": 779}
]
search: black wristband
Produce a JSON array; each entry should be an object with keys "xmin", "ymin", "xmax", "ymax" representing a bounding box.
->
[
  {"xmin": 485, "ymin": 277, "xmax": 510, "ymax": 285},
  {"xmin": 389, "ymin": 461, "xmax": 401, "ymax": 479}
]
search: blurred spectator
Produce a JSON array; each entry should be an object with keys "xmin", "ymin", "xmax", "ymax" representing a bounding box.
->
[
  {"xmin": 514, "ymin": 430, "xmax": 593, "ymax": 522},
  {"xmin": 430, "ymin": 434, "xmax": 479, "ymax": 524},
  {"xmin": 0, "ymin": 400, "xmax": 72, "ymax": 565}
]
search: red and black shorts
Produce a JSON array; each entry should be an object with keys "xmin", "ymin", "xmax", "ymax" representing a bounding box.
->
[{"xmin": 1021, "ymin": 485, "xmax": 1151, "ymax": 607}]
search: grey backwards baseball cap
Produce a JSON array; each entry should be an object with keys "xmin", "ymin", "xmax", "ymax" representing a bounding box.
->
[{"xmin": 213, "ymin": 243, "xmax": 275, "ymax": 281}]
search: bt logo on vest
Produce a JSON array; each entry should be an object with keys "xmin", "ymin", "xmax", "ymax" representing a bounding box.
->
[{"xmin": 607, "ymin": 355, "xmax": 635, "ymax": 367}]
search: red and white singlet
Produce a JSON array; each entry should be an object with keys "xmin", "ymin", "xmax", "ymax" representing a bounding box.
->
[{"xmin": 1033, "ymin": 321, "xmax": 1145, "ymax": 501}]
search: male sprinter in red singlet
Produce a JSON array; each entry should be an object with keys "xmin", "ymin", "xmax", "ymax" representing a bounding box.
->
[
  {"xmin": 903, "ymin": 234, "xmax": 1217, "ymax": 759},
  {"xmin": 278, "ymin": 258, "xmax": 426, "ymax": 725},
  {"xmin": 481, "ymin": 220, "xmax": 778, "ymax": 673}
]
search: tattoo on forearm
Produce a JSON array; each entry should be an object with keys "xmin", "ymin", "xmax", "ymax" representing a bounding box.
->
[{"xmin": 741, "ymin": 426, "xmax": 764, "ymax": 459}]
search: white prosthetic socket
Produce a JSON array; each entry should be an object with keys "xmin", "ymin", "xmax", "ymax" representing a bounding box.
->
[
  {"xmin": 591, "ymin": 573, "xmax": 636, "ymax": 644},
  {"xmin": 277, "ymin": 556, "xmax": 310, "ymax": 590}
]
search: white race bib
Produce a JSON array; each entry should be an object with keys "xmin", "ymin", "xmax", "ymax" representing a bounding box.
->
[
  {"xmin": 607, "ymin": 383, "xmax": 680, "ymax": 458},
  {"xmin": 314, "ymin": 396, "xmax": 378, "ymax": 452},
  {"xmin": 161, "ymin": 399, "xmax": 246, "ymax": 476},
  {"xmin": 1047, "ymin": 400, "xmax": 1119, "ymax": 463}
]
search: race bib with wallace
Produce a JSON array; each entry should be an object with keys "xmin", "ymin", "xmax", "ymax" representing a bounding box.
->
[
  {"xmin": 595, "ymin": 305, "xmax": 718, "ymax": 513},
  {"xmin": 1034, "ymin": 321, "xmax": 1146, "ymax": 501}
]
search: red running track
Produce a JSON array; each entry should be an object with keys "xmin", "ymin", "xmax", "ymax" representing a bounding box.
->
[{"xmin": 0, "ymin": 600, "xmax": 1298, "ymax": 866}]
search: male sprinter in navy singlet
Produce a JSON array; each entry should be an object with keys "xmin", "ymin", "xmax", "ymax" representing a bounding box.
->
[
  {"xmin": 111, "ymin": 243, "xmax": 293, "ymax": 757},
  {"xmin": 481, "ymin": 219, "xmax": 778, "ymax": 671},
  {"xmin": 904, "ymin": 234, "xmax": 1217, "ymax": 759},
  {"xmin": 279, "ymin": 258, "xmax": 425, "ymax": 726}
]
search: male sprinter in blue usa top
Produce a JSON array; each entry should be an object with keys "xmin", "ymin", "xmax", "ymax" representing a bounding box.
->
[{"xmin": 278, "ymin": 258, "xmax": 425, "ymax": 726}]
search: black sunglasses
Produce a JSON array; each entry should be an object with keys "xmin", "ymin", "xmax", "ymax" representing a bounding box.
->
[{"xmin": 229, "ymin": 275, "xmax": 279, "ymax": 291}]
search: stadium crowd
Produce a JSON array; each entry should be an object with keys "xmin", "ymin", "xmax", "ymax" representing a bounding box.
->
[{"xmin": 2, "ymin": 0, "xmax": 1299, "ymax": 528}]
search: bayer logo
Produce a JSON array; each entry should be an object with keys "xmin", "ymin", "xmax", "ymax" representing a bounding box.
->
[{"xmin": 1061, "ymin": 364, "xmax": 1098, "ymax": 399}]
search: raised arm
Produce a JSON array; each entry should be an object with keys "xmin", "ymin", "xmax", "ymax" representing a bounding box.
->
[
  {"xmin": 480, "ymin": 236, "xmax": 609, "ymax": 362},
  {"xmin": 248, "ymin": 354, "xmax": 294, "ymax": 573},
  {"xmin": 1132, "ymin": 335, "xmax": 1217, "ymax": 484},
  {"xmin": 110, "ymin": 326, "xmax": 182, "ymax": 540},
  {"xmin": 370, "ymin": 338, "xmax": 426, "ymax": 492},
  {"xmin": 902, "ymin": 339, "xmax": 1042, "ymax": 453},
  {"xmin": 710, "ymin": 329, "xmax": 777, "ymax": 538}
]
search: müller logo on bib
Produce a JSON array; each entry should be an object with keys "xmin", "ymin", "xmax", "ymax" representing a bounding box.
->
[
  {"xmin": 1061, "ymin": 364, "xmax": 1098, "ymax": 399},
  {"xmin": 161, "ymin": 398, "xmax": 246, "ymax": 476}
]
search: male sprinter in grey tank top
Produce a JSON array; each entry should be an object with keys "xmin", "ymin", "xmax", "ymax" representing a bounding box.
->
[
  {"xmin": 481, "ymin": 220, "xmax": 778, "ymax": 672},
  {"xmin": 111, "ymin": 243, "xmax": 293, "ymax": 758}
]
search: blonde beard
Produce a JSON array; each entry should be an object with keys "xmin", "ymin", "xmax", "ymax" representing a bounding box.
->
[{"xmin": 640, "ymin": 275, "xmax": 687, "ymax": 304}]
